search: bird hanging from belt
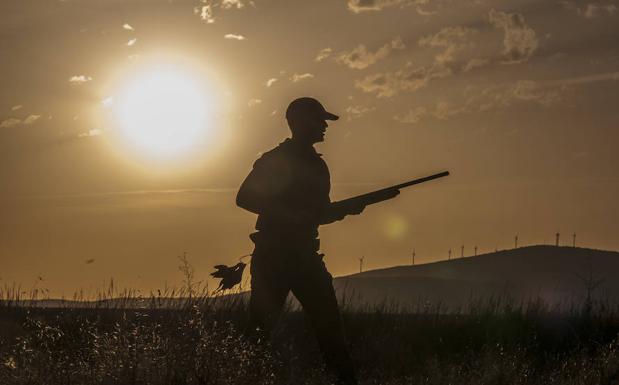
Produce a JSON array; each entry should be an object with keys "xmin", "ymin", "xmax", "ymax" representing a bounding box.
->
[{"xmin": 210, "ymin": 255, "xmax": 250, "ymax": 293}]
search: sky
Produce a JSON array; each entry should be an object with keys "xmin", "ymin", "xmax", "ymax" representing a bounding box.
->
[{"xmin": 1, "ymin": 0, "xmax": 618, "ymax": 297}]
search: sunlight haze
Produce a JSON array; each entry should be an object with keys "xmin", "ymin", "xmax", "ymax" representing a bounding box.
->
[{"xmin": 0, "ymin": 0, "xmax": 617, "ymax": 297}]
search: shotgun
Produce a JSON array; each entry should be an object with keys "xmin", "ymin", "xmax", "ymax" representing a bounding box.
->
[{"xmin": 335, "ymin": 171, "xmax": 450, "ymax": 208}]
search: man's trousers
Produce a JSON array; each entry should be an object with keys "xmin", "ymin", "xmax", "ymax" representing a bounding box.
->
[{"xmin": 248, "ymin": 234, "xmax": 357, "ymax": 384}]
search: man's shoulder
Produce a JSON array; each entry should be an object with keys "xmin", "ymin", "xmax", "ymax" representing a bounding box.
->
[
  {"xmin": 254, "ymin": 139, "xmax": 326, "ymax": 169},
  {"xmin": 252, "ymin": 142, "xmax": 291, "ymax": 171},
  {"xmin": 256, "ymin": 142, "xmax": 284, "ymax": 161}
]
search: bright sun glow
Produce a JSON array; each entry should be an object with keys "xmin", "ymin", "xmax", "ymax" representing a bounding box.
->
[{"xmin": 111, "ymin": 65, "xmax": 213, "ymax": 160}]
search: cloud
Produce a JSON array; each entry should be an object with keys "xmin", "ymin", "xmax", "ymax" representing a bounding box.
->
[
  {"xmin": 194, "ymin": 0, "xmax": 251, "ymax": 23},
  {"xmin": 0, "ymin": 114, "xmax": 41, "ymax": 128},
  {"xmin": 394, "ymin": 79, "xmax": 567, "ymax": 124},
  {"xmin": 122, "ymin": 23, "xmax": 134, "ymax": 31},
  {"xmin": 560, "ymin": 1, "xmax": 618, "ymax": 18},
  {"xmin": 195, "ymin": 5, "xmax": 215, "ymax": 23},
  {"xmin": 459, "ymin": 80, "xmax": 561, "ymax": 114},
  {"xmin": 583, "ymin": 3, "xmax": 617, "ymax": 18},
  {"xmin": 463, "ymin": 57, "xmax": 488, "ymax": 72},
  {"xmin": 101, "ymin": 97, "xmax": 114, "ymax": 107},
  {"xmin": 23, "ymin": 114, "xmax": 41, "ymax": 125},
  {"xmin": 345, "ymin": 105, "xmax": 376, "ymax": 121},
  {"xmin": 476, "ymin": 80, "xmax": 562, "ymax": 110},
  {"xmin": 69, "ymin": 75, "xmax": 93, "ymax": 84},
  {"xmin": 394, "ymin": 106, "xmax": 426, "ymax": 124},
  {"xmin": 247, "ymin": 98, "xmax": 262, "ymax": 107},
  {"xmin": 489, "ymin": 9, "xmax": 538, "ymax": 64},
  {"xmin": 337, "ymin": 36, "xmax": 405, "ymax": 70},
  {"xmin": 432, "ymin": 101, "xmax": 466, "ymax": 120},
  {"xmin": 315, "ymin": 47, "xmax": 333, "ymax": 62},
  {"xmin": 347, "ymin": 0, "xmax": 427, "ymax": 13},
  {"xmin": 355, "ymin": 63, "xmax": 450, "ymax": 97},
  {"xmin": 545, "ymin": 71, "xmax": 619, "ymax": 86},
  {"xmin": 290, "ymin": 73, "xmax": 314, "ymax": 82},
  {"xmin": 265, "ymin": 78, "xmax": 278, "ymax": 87},
  {"xmin": 415, "ymin": 3, "xmax": 437, "ymax": 16},
  {"xmin": 221, "ymin": 0, "xmax": 247, "ymax": 9},
  {"xmin": 127, "ymin": 38, "xmax": 137, "ymax": 46},
  {"xmin": 0, "ymin": 118, "xmax": 21, "ymax": 128},
  {"xmin": 78, "ymin": 129, "xmax": 102, "ymax": 138},
  {"xmin": 11, "ymin": 105, "xmax": 22, "ymax": 111},
  {"xmin": 356, "ymin": 26, "xmax": 486, "ymax": 98},
  {"xmin": 224, "ymin": 33, "xmax": 246, "ymax": 40},
  {"xmin": 419, "ymin": 26, "xmax": 476, "ymax": 66}
]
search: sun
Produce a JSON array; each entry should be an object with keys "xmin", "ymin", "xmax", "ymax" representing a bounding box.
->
[{"xmin": 107, "ymin": 61, "xmax": 216, "ymax": 163}]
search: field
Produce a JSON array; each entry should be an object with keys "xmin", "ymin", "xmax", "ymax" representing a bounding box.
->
[{"xmin": 1, "ymin": 286, "xmax": 619, "ymax": 385}]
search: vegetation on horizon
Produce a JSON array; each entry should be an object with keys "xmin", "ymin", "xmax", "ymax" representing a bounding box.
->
[{"xmin": 1, "ymin": 280, "xmax": 619, "ymax": 385}]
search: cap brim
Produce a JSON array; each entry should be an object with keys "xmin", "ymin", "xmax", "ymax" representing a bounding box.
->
[{"xmin": 323, "ymin": 111, "xmax": 339, "ymax": 121}]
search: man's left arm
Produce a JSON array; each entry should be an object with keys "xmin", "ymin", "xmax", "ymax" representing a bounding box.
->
[{"xmin": 315, "ymin": 158, "xmax": 365, "ymax": 225}]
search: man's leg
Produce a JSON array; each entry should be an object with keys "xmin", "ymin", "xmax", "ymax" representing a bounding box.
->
[
  {"xmin": 291, "ymin": 253, "xmax": 358, "ymax": 385},
  {"xmin": 247, "ymin": 250, "xmax": 290, "ymax": 339}
]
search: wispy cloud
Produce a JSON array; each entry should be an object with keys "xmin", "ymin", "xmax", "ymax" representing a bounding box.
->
[
  {"xmin": 23, "ymin": 114, "xmax": 41, "ymax": 125},
  {"xmin": 69, "ymin": 75, "xmax": 93, "ymax": 84},
  {"xmin": 560, "ymin": 1, "xmax": 618, "ymax": 18},
  {"xmin": 195, "ymin": 5, "xmax": 215, "ymax": 23},
  {"xmin": 315, "ymin": 47, "xmax": 333, "ymax": 62},
  {"xmin": 337, "ymin": 36, "xmax": 405, "ymax": 70},
  {"xmin": 78, "ymin": 129, "xmax": 102, "ymax": 138},
  {"xmin": 0, "ymin": 118, "xmax": 21, "ymax": 128},
  {"xmin": 0, "ymin": 114, "xmax": 41, "ymax": 128},
  {"xmin": 347, "ymin": 0, "xmax": 427, "ymax": 13},
  {"xmin": 356, "ymin": 26, "xmax": 483, "ymax": 97},
  {"xmin": 355, "ymin": 62, "xmax": 450, "ymax": 98},
  {"xmin": 122, "ymin": 23, "xmax": 134, "ymax": 31},
  {"xmin": 194, "ymin": 0, "xmax": 251, "ymax": 23},
  {"xmin": 418, "ymin": 26, "xmax": 476, "ymax": 67},
  {"xmin": 247, "ymin": 98, "xmax": 262, "ymax": 107},
  {"xmin": 432, "ymin": 101, "xmax": 467, "ymax": 120},
  {"xmin": 544, "ymin": 71, "xmax": 619, "ymax": 86},
  {"xmin": 345, "ymin": 105, "xmax": 376, "ymax": 121},
  {"xmin": 101, "ymin": 97, "xmax": 114, "ymax": 107},
  {"xmin": 395, "ymin": 80, "xmax": 563, "ymax": 124},
  {"xmin": 489, "ymin": 9, "xmax": 538, "ymax": 64},
  {"xmin": 11, "ymin": 105, "xmax": 22, "ymax": 111},
  {"xmin": 265, "ymin": 78, "xmax": 278, "ymax": 87},
  {"xmin": 221, "ymin": 0, "xmax": 247, "ymax": 9},
  {"xmin": 290, "ymin": 73, "xmax": 314, "ymax": 82},
  {"xmin": 394, "ymin": 106, "xmax": 426, "ymax": 124},
  {"xmin": 224, "ymin": 33, "xmax": 246, "ymax": 40},
  {"xmin": 463, "ymin": 58, "xmax": 488, "ymax": 72},
  {"xmin": 127, "ymin": 38, "xmax": 137, "ymax": 46}
]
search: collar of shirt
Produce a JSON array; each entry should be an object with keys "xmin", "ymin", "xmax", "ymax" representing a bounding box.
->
[{"xmin": 280, "ymin": 138, "xmax": 323, "ymax": 158}]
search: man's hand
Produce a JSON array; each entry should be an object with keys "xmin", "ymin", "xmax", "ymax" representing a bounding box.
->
[
  {"xmin": 375, "ymin": 189, "xmax": 400, "ymax": 202},
  {"xmin": 345, "ymin": 202, "xmax": 365, "ymax": 215}
]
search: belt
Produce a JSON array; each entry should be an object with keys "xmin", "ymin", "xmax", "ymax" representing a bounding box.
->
[{"xmin": 250, "ymin": 231, "xmax": 320, "ymax": 252}]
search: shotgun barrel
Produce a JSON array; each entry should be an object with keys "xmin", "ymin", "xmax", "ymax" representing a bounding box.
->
[{"xmin": 336, "ymin": 171, "xmax": 450, "ymax": 207}]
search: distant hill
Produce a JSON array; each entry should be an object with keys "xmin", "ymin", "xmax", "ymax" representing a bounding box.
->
[
  {"xmin": 7, "ymin": 246, "xmax": 618, "ymax": 312},
  {"xmin": 332, "ymin": 245, "xmax": 619, "ymax": 310}
]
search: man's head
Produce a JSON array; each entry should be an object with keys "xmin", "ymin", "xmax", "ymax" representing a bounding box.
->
[{"xmin": 285, "ymin": 97, "xmax": 339, "ymax": 144}]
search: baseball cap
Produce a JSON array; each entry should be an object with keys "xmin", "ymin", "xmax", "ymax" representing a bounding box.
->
[{"xmin": 285, "ymin": 97, "xmax": 339, "ymax": 122}]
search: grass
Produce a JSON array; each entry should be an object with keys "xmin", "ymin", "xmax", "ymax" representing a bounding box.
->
[{"xmin": 1, "ymin": 280, "xmax": 619, "ymax": 384}]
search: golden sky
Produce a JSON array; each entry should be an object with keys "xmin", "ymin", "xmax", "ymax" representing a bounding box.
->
[{"xmin": 1, "ymin": 0, "xmax": 618, "ymax": 296}]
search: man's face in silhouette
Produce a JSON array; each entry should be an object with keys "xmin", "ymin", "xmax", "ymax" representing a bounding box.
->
[{"xmin": 290, "ymin": 116, "xmax": 328, "ymax": 145}]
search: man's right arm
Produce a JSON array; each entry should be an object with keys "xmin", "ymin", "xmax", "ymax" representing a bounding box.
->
[{"xmin": 236, "ymin": 157, "xmax": 270, "ymax": 215}]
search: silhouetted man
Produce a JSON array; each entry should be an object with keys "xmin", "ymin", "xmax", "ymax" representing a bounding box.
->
[{"xmin": 236, "ymin": 97, "xmax": 397, "ymax": 384}]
